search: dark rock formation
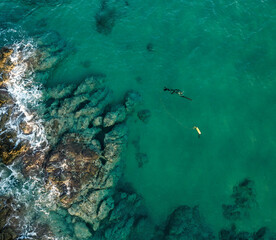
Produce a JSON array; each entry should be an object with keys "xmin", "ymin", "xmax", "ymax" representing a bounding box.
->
[
  {"xmin": 101, "ymin": 190, "xmax": 148, "ymax": 240},
  {"xmin": 137, "ymin": 109, "xmax": 151, "ymax": 123},
  {"xmin": 0, "ymin": 49, "xmax": 30, "ymax": 165},
  {"xmin": 95, "ymin": 4, "xmax": 117, "ymax": 35},
  {"xmin": 0, "ymin": 30, "xmax": 69, "ymax": 164},
  {"xmin": 222, "ymin": 179, "xmax": 257, "ymax": 221},
  {"xmin": 32, "ymin": 31, "xmax": 69, "ymax": 83},
  {"xmin": 1, "ymin": 36, "xmax": 153, "ymax": 240},
  {"xmin": 0, "ymin": 47, "xmax": 14, "ymax": 85},
  {"xmin": 124, "ymin": 90, "xmax": 142, "ymax": 113},
  {"xmin": 136, "ymin": 152, "xmax": 149, "ymax": 168},
  {"xmin": 163, "ymin": 206, "xmax": 215, "ymax": 240},
  {"xmin": 132, "ymin": 137, "xmax": 149, "ymax": 168},
  {"xmin": 219, "ymin": 224, "xmax": 268, "ymax": 240},
  {"xmin": 94, "ymin": 0, "xmax": 129, "ymax": 35},
  {"xmin": 17, "ymin": 75, "xmax": 145, "ymax": 239},
  {"xmin": 0, "ymin": 197, "xmax": 18, "ymax": 240},
  {"xmin": 146, "ymin": 43, "xmax": 154, "ymax": 52},
  {"xmin": 45, "ymin": 140, "xmax": 101, "ymax": 207},
  {"xmin": 232, "ymin": 179, "xmax": 256, "ymax": 209}
]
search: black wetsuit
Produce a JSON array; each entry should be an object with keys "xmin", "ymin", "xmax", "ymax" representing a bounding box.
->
[{"xmin": 164, "ymin": 87, "xmax": 192, "ymax": 101}]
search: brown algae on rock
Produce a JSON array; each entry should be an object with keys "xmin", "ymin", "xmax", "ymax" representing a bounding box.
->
[{"xmin": 0, "ymin": 47, "xmax": 14, "ymax": 86}]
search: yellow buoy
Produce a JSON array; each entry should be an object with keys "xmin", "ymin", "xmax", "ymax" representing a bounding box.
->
[{"xmin": 193, "ymin": 126, "xmax": 201, "ymax": 137}]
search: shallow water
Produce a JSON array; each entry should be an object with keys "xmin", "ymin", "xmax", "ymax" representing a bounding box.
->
[{"xmin": 1, "ymin": 0, "xmax": 276, "ymax": 237}]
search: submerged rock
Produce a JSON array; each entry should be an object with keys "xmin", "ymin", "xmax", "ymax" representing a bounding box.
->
[
  {"xmin": 137, "ymin": 109, "xmax": 151, "ymax": 123},
  {"xmin": 136, "ymin": 152, "xmax": 149, "ymax": 168},
  {"xmin": 102, "ymin": 190, "xmax": 150, "ymax": 240},
  {"xmin": 1, "ymin": 47, "xmax": 150, "ymax": 238},
  {"xmin": 219, "ymin": 224, "xmax": 268, "ymax": 240},
  {"xmin": 95, "ymin": 6, "xmax": 117, "ymax": 35},
  {"xmin": 95, "ymin": 0, "xmax": 119, "ymax": 35},
  {"xmin": 74, "ymin": 222, "xmax": 92, "ymax": 239},
  {"xmin": 232, "ymin": 179, "xmax": 256, "ymax": 209},
  {"xmin": 146, "ymin": 43, "xmax": 154, "ymax": 52},
  {"xmin": 132, "ymin": 137, "xmax": 149, "ymax": 168},
  {"xmin": 124, "ymin": 90, "xmax": 142, "ymax": 113},
  {"xmin": 32, "ymin": 31, "xmax": 69, "ymax": 76},
  {"xmin": 34, "ymin": 77, "xmax": 153, "ymax": 239},
  {"xmin": 163, "ymin": 206, "xmax": 215, "ymax": 240},
  {"xmin": 19, "ymin": 76, "xmax": 145, "ymax": 237},
  {"xmin": 69, "ymin": 189, "xmax": 114, "ymax": 230},
  {"xmin": 94, "ymin": 0, "xmax": 129, "ymax": 35},
  {"xmin": 103, "ymin": 104, "xmax": 126, "ymax": 127},
  {"xmin": 222, "ymin": 179, "xmax": 257, "ymax": 221}
]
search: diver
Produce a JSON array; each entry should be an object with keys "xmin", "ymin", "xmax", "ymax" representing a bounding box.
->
[
  {"xmin": 164, "ymin": 87, "xmax": 192, "ymax": 101},
  {"xmin": 193, "ymin": 126, "xmax": 201, "ymax": 138}
]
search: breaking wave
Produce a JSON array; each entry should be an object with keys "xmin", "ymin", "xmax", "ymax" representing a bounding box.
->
[
  {"xmin": 0, "ymin": 160, "xmax": 61, "ymax": 239},
  {"xmin": 4, "ymin": 40, "xmax": 48, "ymax": 149},
  {"xmin": 0, "ymin": 34, "xmax": 61, "ymax": 238}
]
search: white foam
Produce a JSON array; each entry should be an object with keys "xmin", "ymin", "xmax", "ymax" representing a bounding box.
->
[
  {"xmin": 0, "ymin": 37, "xmax": 71, "ymax": 240},
  {"xmin": 4, "ymin": 41, "xmax": 48, "ymax": 149},
  {"xmin": 0, "ymin": 163, "xmax": 63, "ymax": 239},
  {"xmin": 0, "ymin": 39, "xmax": 66, "ymax": 238}
]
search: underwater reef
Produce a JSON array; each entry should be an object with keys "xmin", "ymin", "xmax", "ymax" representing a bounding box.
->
[
  {"xmin": 1, "ymin": 20, "xmax": 276, "ymax": 240},
  {"xmin": 0, "ymin": 38, "xmax": 155, "ymax": 239},
  {"xmin": 95, "ymin": 0, "xmax": 129, "ymax": 35}
]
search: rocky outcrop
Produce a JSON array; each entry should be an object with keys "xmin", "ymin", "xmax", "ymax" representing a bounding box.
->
[
  {"xmin": 103, "ymin": 104, "xmax": 126, "ymax": 127},
  {"xmin": 1, "ymin": 40, "xmax": 152, "ymax": 239},
  {"xmin": 45, "ymin": 140, "xmax": 101, "ymax": 207},
  {"xmin": 0, "ymin": 47, "xmax": 24, "ymax": 164},
  {"xmin": 0, "ymin": 47, "xmax": 14, "ymax": 86},
  {"xmin": 0, "ymin": 88, "xmax": 30, "ymax": 165},
  {"xmin": 42, "ymin": 76, "xmax": 111, "ymax": 146},
  {"xmin": 101, "ymin": 190, "xmax": 147, "ymax": 240},
  {"xmin": 19, "ymin": 76, "xmax": 144, "ymax": 239},
  {"xmin": 0, "ymin": 30, "xmax": 69, "ymax": 165},
  {"xmin": 74, "ymin": 222, "xmax": 93, "ymax": 239},
  {"xmin": 0, "ymin": 197, "xmax": 18, "ymax": 240},
  {"xmin": 33, "ymin": 31, "xmax": 68, "ymax": 72}
]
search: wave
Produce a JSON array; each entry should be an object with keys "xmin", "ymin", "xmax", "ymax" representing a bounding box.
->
[
  {"xmin": 3, "ymin": 40, "xmax": 48, "ymax": 149},
  {"xmin": 0, "ymin": 35, "xmax": 61, "ymax": 238},
  {"xmin": 0, "ymin": 161, "xmax": 64, "ymax": 239}
]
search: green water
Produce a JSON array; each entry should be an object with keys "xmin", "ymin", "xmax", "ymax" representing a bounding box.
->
[{"xmin": 2, "ymin": 0, "xmax": 276, "ymax": 235}]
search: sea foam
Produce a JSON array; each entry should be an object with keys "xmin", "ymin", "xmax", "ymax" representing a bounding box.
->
[
  {"xmin": 0, "ymin": 38, "xmax": 63, "ymax": 238},
  {"xmin": 4, "ymin": 40, "xmax": 48, "ymax": 149}
]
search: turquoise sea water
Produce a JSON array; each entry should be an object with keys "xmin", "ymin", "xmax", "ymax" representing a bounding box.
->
[{"xmin": 1, "ymin": 0, "xmax": 276, "ymax": 237}]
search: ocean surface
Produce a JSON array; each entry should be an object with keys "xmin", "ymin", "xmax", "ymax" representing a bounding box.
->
[{"xmin": 1, "ymin": 0, "xmax": 276, "ymax": 239}]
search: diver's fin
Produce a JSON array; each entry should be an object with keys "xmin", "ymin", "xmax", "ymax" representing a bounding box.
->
[{"xmin": 180, "ymin": 95, "xmax": 192, "ymax": 101}]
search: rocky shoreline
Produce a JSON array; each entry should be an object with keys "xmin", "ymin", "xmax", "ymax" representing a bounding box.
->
[{"xmin": 1, "ymin": 33, "xmax": 276, "ymax": 240}]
